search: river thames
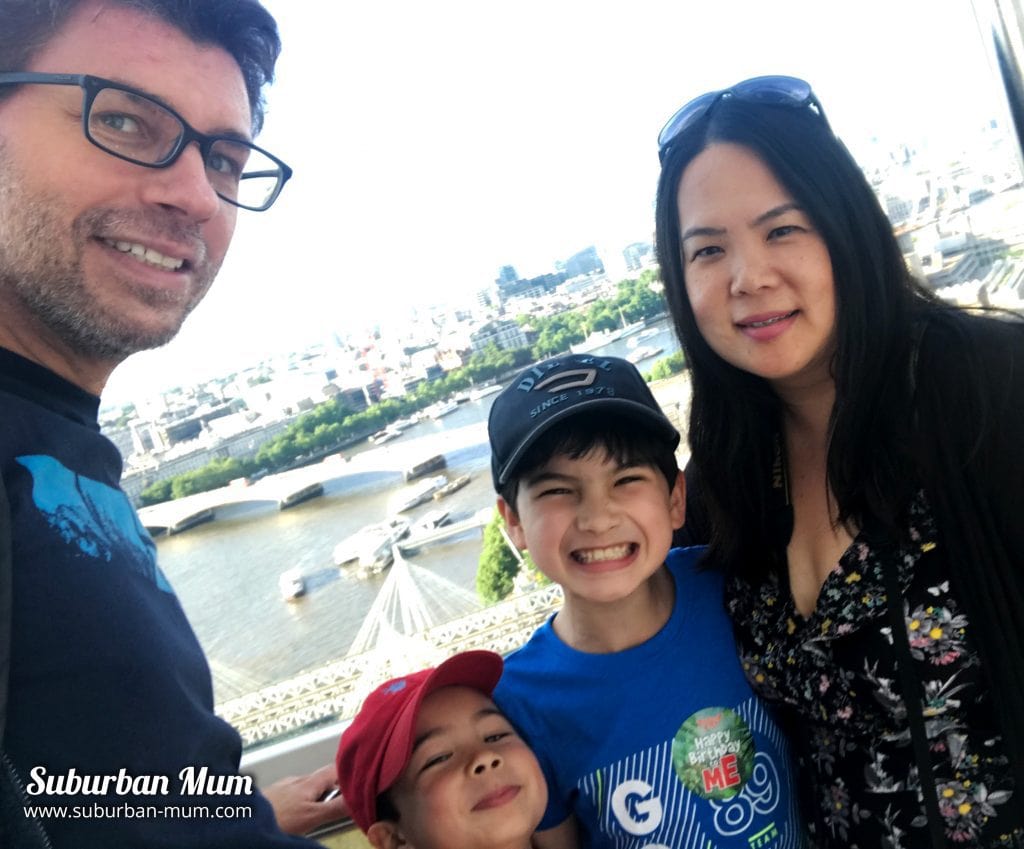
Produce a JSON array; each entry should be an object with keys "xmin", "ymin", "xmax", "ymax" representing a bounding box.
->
[{"xmin": 156, "ymin": 321, "xmax": 686, "ymax": 703}]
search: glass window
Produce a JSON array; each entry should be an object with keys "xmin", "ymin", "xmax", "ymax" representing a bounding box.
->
[{"xmin": 99, "ymin": 0, "xmax": 1024, "ymax": 751}]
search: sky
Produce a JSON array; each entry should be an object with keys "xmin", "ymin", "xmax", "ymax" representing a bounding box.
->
[{"xmin": 102, "ymin": 0, "xmax": 1013, "ymax": 406}]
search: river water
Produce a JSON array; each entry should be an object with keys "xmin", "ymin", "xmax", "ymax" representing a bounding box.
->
[{"xmin": 157, "ymin": 319, "xmax": 683, "ymax": 703}]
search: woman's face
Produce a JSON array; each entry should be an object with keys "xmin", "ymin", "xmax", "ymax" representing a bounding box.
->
[{"xmin": 676, "ymin": 142, "xmax": 837, "ymax": 397}]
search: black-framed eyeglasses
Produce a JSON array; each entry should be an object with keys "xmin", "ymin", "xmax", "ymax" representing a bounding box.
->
[
  {"xmin": 657, "ymin": 75, "xmax": 831, "ymax": 165},
  {"xmin": 0, "ymin": 72, "xmax": 292, "ymax": 211}
]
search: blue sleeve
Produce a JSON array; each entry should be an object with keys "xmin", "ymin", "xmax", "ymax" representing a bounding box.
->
[{"xmin": 494, "ymin": 652, "xmax": 573, "ymax": 830}]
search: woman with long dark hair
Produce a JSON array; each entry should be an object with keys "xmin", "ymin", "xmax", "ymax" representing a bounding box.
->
[{"xmin": 655, "ymin": 77, "xmax": 1024, "ymax": 847}]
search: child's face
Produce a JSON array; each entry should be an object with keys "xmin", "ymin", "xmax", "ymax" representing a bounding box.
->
[
  {"xmin": 499, "ymin": 447, "xmax": 685, "ymax": 608},
  {"xmin": 376, "ymin": 686, "xmax": 547, "ymax": 849}
]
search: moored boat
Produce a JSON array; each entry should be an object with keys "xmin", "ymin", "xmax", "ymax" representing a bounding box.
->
[
  {"xmin": 427, "ymin": 399, "xmax": 459, "ymax": 419},
  {"xmin": 412, "ymin": 509, "xmax": 451, "ymax": 535},
  {"xmin": 333, "ymin": 517, "xmax": 410, "ymax": 566},
  {"xmin": 571, "ymin": 328, "xmax": 618, "ymax": 354},
  {"xmin": 626, "ymin": 345, "xmax": 663, "ymax": 364},
  {"xmin": 389, "ymin": 475, "xmax": 449, "ymax": 514},
  {"xmin": 432, "ymin": 473, "xmax": 471, "ymax": 500},
  {"xmin": 468, "ymin": 384, "xmax": 502, "ymax": 401},
  {"xmin": 278, "ymin": 568, "xmax": 306, "ymax": 601},
  {"xmin": 369, "ymin": 426, "xmax": 403, "ymax": 445},
  {"xmin": 356, "ymin": 536, "xmax": 396, "ymax": 575}
]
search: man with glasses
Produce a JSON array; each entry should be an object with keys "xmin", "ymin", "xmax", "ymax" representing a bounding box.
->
[{"xmin": 0, "ymin": 2, "xmax": 344, "ymax": 846}]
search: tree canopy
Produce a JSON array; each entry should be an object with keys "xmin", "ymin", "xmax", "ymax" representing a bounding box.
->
[{"xmin": 476, "ymin": 510, "xmax": 522, "ymax": 603}]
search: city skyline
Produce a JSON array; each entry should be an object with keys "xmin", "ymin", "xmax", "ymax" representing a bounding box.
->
[{"xmin": 102, "ymin": 0, "xmax": 1011, "ymax": 407}]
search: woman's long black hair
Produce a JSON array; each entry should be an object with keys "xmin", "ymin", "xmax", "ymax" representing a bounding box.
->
[
  {"xmin": 655, "ymin": 93, "xmax": 1024, "ymax": 802},
  {"xmin": 655, "ymin": 98, "xmax": 939, "ymax": 577}
]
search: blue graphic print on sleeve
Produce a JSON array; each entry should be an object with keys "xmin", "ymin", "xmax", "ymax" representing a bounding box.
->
[
  {"xmin": 2, "ymin": 345, "xmax": 313, "ymax": 847},
  {"xmin": 16, "ymin": 454, "xmax": 170, "ymax": 592}
]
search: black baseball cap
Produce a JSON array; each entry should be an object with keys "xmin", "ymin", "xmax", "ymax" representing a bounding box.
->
[{"xmin": 488, "ymin": 354, "xmax": 680, "ymax": 488}]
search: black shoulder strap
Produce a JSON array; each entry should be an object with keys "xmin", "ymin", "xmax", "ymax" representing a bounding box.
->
[
  {"xmin": 880, "ymin": 548, "xmax": 946, "ymax": 848},
  {"xmin": 0, "ymin": 464, "xmax": 54, "ymax": 848}
]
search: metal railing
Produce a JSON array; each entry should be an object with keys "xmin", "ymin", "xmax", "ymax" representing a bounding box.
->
[{"xmin": 218, "ymin": 584, "xmax": 563, "ymax": 746}]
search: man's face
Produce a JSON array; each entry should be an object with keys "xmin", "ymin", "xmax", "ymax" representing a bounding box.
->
[{"xmin": 0, "ymin": 0, "xmax": 251, "ymax": 364}]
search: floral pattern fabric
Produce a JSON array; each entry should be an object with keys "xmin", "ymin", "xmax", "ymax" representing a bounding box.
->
[{"xmin": 725, "ymin": 492, "xmax": 1022, "ymax": 848}]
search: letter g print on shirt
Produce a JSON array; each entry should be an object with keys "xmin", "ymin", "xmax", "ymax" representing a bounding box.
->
[{"xmin": 581, "ymin": 705, "xmax": 787, "ymax": 848}]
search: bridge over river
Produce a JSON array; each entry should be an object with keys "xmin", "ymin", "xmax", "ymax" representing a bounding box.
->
[
  {"xmin": 137, "ymin": 415, "xmax": 498, "ymax": 536},
  {"xmin": 138, "ymin": 371, "xmax": 692, "ymax": 537},
  {"xmin": 137, "ymin": 460, "xmax": 350, "ymax": 535}
]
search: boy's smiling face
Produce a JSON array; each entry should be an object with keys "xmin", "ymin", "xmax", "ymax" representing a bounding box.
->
[
  {"xmin": 499, "ymin": 447, "xmax": 685, "ymax": 609},
  {"xmin": 369, "ymin": 686, "xmax": 546, "ymax": 849}
]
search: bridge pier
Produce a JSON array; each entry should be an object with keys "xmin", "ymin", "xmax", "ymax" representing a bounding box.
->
[
  {"xmin": 278, "ymin": 482, "xmax": 325, "ymax": 509},
  {"xmin": 169, "ymin": 507, "xmax": 216, "ymax": 535}
]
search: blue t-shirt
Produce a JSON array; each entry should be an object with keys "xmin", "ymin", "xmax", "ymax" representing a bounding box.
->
[
  {"xmin": 1, "ymin": 347, "xmax": 312, "ymax": 848},
  {"xmin": 495, "ymin": 547, "xmax": 804, "ymax": 849}
]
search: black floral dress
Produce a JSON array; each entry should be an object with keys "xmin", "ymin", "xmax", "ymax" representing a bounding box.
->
[{"xmin": 725, "ymin": 492, "xmax": 1023, "ymax": 848}]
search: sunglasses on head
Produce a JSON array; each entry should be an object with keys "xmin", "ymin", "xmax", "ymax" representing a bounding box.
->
[{"xmin": 657, "ymin": 75, "xmax": 831, "ymax": 164}]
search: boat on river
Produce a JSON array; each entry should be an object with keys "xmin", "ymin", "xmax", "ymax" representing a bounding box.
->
[
  {"xmin": 468, "ymin": 383, "xmax": 502, "ymax": 401},
  {"xmin": 628, "ymin": 331, "xmax": 660, "ymax": 349},
  {"xmin": 369, "ymin": 426, "xmax": 403, "ymax": 445},
  {"xmin": 278, "ymin": 568, "xmax": 306, "ymax": 601},
  {"xmin": 627, "ymin": 345, "xmax": 663, "ymax": 364},
  {"xmin": 433, "ymin": 473, "xmax": 471, "ymax": 500},
  {"xmin": 571, "ymin": 328, "xmax": 618, "ymax": 354},
  {"xmin": 333, "ymin": 517, "xmax": 410, "ymax": 566},
  {"xmin": 412, "ymin": 509, "xmax": 451, "ymax": 535},
  {"xmin": 389, "ymin": 475, "xmax": 449, "ymax": 514},
  {"xmin": 427, "ymin": 399, "xmax": 459, "ymax": 420},
  {"xmin": 357, "ymin": 538, "xmax": 396, "ymax": 575}
]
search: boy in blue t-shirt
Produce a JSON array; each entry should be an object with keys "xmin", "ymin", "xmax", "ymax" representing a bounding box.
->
[{"xmin": 488, "ymin": 354, "xmax": 803, "ymax": 849}]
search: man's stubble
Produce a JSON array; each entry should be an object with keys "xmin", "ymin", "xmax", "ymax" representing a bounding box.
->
[{"xmin": 0, "ymin": 141, "xmax": 221, "ymax": 361}]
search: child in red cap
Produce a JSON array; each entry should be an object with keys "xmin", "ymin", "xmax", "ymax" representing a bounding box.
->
[{"xmin": 336, "ymin": 650, "xmax": 547, "ymax": 849}]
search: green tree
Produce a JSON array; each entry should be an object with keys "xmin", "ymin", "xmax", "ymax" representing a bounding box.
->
[
  {"xmin": 169, "ymin": 456, "xmax": 249, "ymax": 499},
  {"xmin": 647, "ymin": 351, "xmax": 686, "ymax": 381},
  {"xmin": 637, "ymin": 267, "xmax": 661, "ymax": 288},
  {"xmin": 476, "ymin": 510, "xmax": 522, "ymax": 603},
  {"xmin": 529, "ymin": 311, "xmax": 586, "ymax": 358},
  {"xmin": 585, "ymin": 303, "xmax": 618, "ymax": 333},
  {"xmin": 613, "ymin": 275, "xmax": 668, "ymax": 321},
  {"xmin": 140, "ymin": 478, "xmax": 173, "ymax": 506}
]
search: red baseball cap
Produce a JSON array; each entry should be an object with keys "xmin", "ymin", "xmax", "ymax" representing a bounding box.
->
[{"xmin": 335, "ymin": 651, "xmax": 504, "ymax": 833}]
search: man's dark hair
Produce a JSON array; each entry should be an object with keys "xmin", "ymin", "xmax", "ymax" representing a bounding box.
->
[
  {"xmin": 0, "ymin": 0, "xmax": 280, "ymax": 132},
  {"xmin": 498, "ymin": 413, "xmax": 680, "ymax": 513}
]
